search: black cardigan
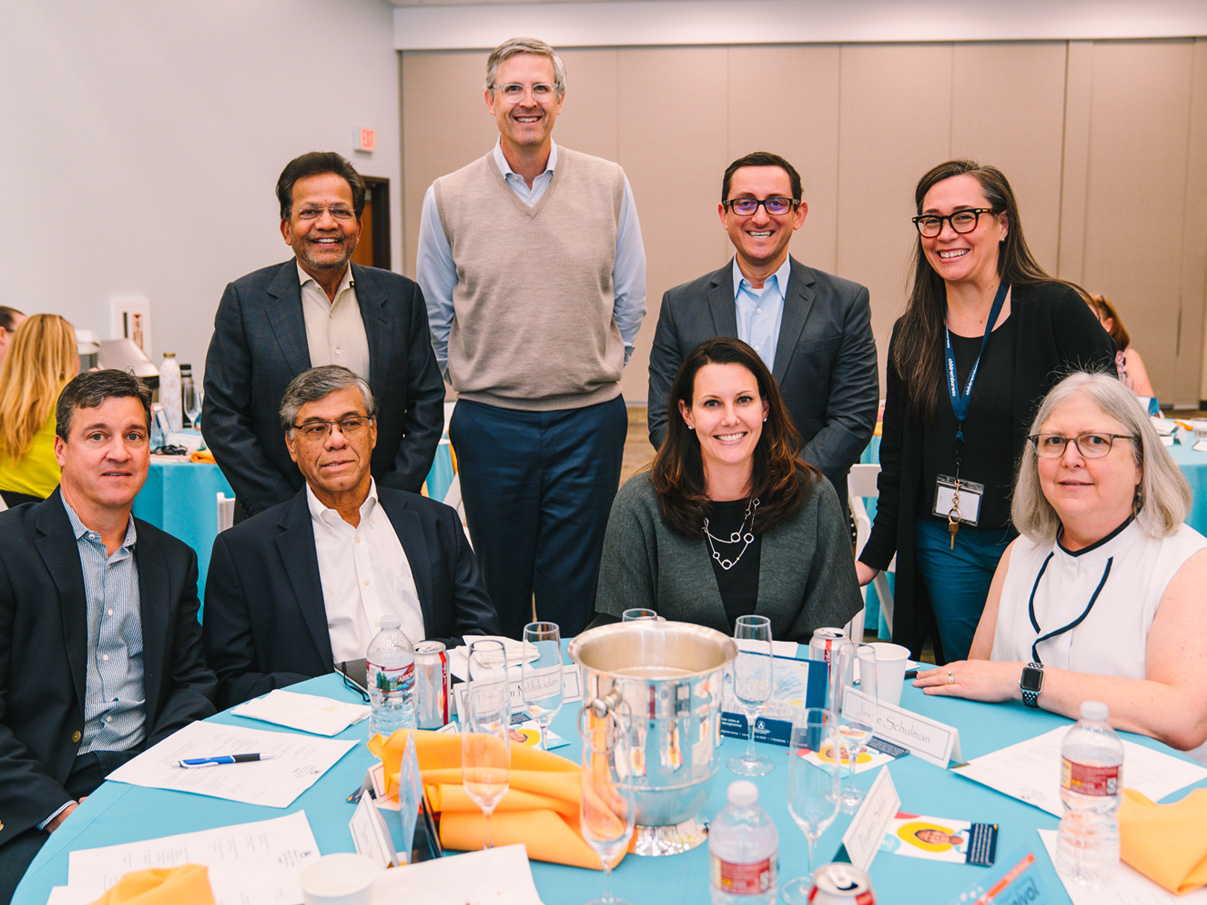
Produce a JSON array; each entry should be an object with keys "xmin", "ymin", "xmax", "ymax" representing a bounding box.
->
[{"xmin": 858, "ymin": 281, "xmax": 1117, "ymax": 661}]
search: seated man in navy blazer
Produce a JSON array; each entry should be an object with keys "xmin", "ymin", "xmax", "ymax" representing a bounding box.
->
[
  {"xmin": 0, "ymin": 371, "xmax": 215, "ymax": 901},
  {"xmin": 203, "ymin": 366, "xmax": 498, "ymax": 708}
]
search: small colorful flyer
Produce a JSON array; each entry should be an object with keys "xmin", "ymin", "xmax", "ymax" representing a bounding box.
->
[
  {"xmin": 879, "ymin": 811, "xmax": 999, "ymax": 867},
  {"xmin": 800, "ymin": 734, "xmax": 909, "ymax": 775},
  {"xmin": 720, "ymin": 655, "xmax": 827, "ymax": 747}
]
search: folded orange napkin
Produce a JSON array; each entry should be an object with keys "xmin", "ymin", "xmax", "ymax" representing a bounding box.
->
[
  {"xmin": 189, "ymin": 449, "xmax": 216, "ymax": 464},
  {"xmin": 369, "ymin": 729, "xmax": 622, "ymax": 870},
  {"xmin": 88, "ymin": 864, "xmax": 215, "ymax": 905},
  {"xmin": 1120, "ymin": 787, "xmax": 1207, "ymax": 893}
]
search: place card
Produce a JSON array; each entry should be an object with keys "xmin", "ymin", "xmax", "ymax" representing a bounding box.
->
[
  {"xmin": 349, "ymin": 792, "xmax": 398, "ymax": 868},
  {"xmin": 842, "ymin": 686, "xmax": 961, "ymax": 767},
  {"xmin": 836, "ymin": 767, "xmax": 899, "ymax": 871}
]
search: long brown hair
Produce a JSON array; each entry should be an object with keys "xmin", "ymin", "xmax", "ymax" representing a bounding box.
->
[
  {"xmin": 650, "ymin": 337, "xmax": 817, "ymax": 538},
  {"xmin": 0, "ymin": 314, "xmax": 77, "ymax": 462},
  {"xmin": 892, "ymin": 159, "xmax": 1082, "ymax": 422},
  {"xmin": 1087, "ymin": 294, "xmax": 1130, "ymax": 352}
]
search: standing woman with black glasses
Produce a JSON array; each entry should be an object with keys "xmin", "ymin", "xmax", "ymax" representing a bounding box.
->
[{"xmin": 855, "ymin": 160, "xmax": 1115, "ymax": 664}]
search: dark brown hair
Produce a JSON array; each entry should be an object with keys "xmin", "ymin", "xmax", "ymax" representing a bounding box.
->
[
  {"xmin": 892, "ymin": 159, "xmax": 1085, "ymax": 421},
  {"xmin": 1087, "ymin": 294, "xmax": 1130, "ymax": 352},
  {"xmin": 650, "ymin": 337, "xmax": 816, "ymax": 538},
  {"xmin": 276, "ymin": 152, "xmax": 366, "ymax": 220},
  {"xmin": 722, "ymin": 151, "xmax": 802, "ymax": 202},
  {"xmin": 56, "ymin": 369, "xmax": 152, "ymax": 441}
]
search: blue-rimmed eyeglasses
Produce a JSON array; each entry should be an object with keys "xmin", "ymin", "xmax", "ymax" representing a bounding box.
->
[
  {"xmin": 1028, "ymin": 432, "xmax": 1136, "ymax": 459},
  {"xmin": 723, "ymin": 197, "xmax": 798, "ymax": 217},
  {"xmin": 911, "ymin": 208, "xmax": 997, "ymax": 238}
]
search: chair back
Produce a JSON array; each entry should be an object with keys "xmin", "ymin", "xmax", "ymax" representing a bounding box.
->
[{"xmin": 216, "ymin": 492, "xmax": 236, "ymax": 533}]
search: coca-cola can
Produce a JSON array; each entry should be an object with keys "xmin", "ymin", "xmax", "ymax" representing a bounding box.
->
[
  {"xmin": 414, "ymin": 641, "xmax": 449, "ymax": 729},
  {"xmin": 809, "ymin": 628, "xmax": 847, "ymax": 665},
  {"xmin": 809, "ymin": 863, "xmax": 875, "ymax": 904}
]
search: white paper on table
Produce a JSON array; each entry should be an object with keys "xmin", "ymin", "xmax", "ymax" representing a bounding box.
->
[
  {"xmin": 1037, "ymin": 829, "xmax": 1207, "ymax": 904},
  {"xmin": 450, "ymin": 634, "xmax": 539, "ymax": 680},
  {"xmin": 735, "ymin": 637, "xmax": 801, "ymax": 659},
  {"xmin": 51, "ymin": 812, "xmax": 320, "ymax": 905},
  {"xmin": 105, "ymin": 720, "xmax": 356, "ymax": 807},
  {"xmin": 370, "ymin": 843, "xmax": 543, "ymax": 904},
  {"xmin": 231, "ymin": 688, "xmax": 371, "ymax": 736},
  {"xmin": 953, "ymin": 726, "xmax": 1207, "ymax": 817}
]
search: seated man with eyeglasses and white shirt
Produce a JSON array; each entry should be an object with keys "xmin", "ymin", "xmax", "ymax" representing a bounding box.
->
[{"xmin": 202, "ymin": 365, "xmax": 498, "ymax": 709}]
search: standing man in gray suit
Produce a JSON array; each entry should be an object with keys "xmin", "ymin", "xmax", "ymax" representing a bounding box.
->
[
  {"xmin": 204, "ymin": 152, "xmax": 444, "ymax": 519},
  {"xmin": 648, "ymin": 151, "xmax": 878, "ymax": 518}
]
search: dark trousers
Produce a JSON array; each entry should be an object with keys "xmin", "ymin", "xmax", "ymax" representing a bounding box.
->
[
  {"xmin": 0, "ymin": 750, "xmax": 137, "ymax": 905},
  {"xmin": 450, "ymin": 396, "xmax": 627, "ymax": 639}
]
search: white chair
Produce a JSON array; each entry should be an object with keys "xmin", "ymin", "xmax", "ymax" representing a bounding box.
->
[
  {"xmin": 442, "ymin": 472, "xmax": 471, "ymax": 548},
  {"xmin": 216, "ymin": 492, "xmax": 236, "ymax": 533},
  {"xmin": 0, "ymin": 495, "xmax": 7, "ymax": 512},
  {"xmin": 848, "ymin": 463, "xmax": 895, "ymax": 637}
]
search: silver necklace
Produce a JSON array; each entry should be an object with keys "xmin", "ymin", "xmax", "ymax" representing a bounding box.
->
[{"xmin": 703, "ymin": 498, "xmax": 759, "ymax": 571}]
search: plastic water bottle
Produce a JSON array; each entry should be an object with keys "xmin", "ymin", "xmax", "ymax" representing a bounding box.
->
[
  {"xmin": 366, "ymin": 615, "xmax": 416, "ymax": 737},
  {"xmin": 159, "ymin": 353, "xmax": 182, "ymax": 433},
  {"xmin": 1056, "ymin": 700, "xmax": 1123, "ymax": 885},
  {"xmin": 709, "ymin": 780, "xmax": 778, "ymax": 904}
]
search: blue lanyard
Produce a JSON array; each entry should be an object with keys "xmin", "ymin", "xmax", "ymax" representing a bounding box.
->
[{"xmin": 944, "ymin": 281, "xmax": 1010, "ymax": 444}]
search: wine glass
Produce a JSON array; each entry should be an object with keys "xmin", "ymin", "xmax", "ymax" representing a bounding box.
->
[
  {"xmin": 835, "ymin": 643, "xmax": 877, "ymax": 813},
  {"xmin": 521, "ymin": 621, "xmax": 563, "ymax": 750},
  {"xmin": 461, "ymin": 639, "xmax": 511, "ymax": 849},
  {"xmin": 621, "ymin": 608, "xmax": 657, "ymax": 622},
  {"xmin": 580, "ymin": 709, "xmax": 635, "ymax": 905},
  {"xmin": 727, "ymin": 614, "xmax": 775, "ymax": 776},
  {"xmin": 782, "ymin": 707, "xmax": 842, "ymax": 904},
  {"xmin": 184, "ymin": 383, "xmax": 203, "ymax": 432}
]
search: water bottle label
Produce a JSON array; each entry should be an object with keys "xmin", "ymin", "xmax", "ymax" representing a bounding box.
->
[
  {"xmin": 368, "ymin": 661, "xmax": 414, "ymax": 696},
  {"xmin": 710, "ymin": 853, "xmax": 775, "ymax": 895},
  {"xmin": 1061, "ymin": 757, "xmax": 1120, "ymax": 796}
]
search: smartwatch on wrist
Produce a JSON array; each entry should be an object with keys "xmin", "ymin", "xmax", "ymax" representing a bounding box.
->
[{"xmin": 1020, "ymin": 661, "xmax": 1044, "ymax": 708}]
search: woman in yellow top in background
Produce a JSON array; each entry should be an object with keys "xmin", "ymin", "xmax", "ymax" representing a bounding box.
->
[{"xmin": 0, "ymin": 314, "xmax": 78, "ymax": 507}]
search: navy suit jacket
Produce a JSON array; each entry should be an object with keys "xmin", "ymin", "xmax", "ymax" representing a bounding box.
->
[
  {"xmin": 202, "ymin": 260, "xmax": 445, "ymax": 516},
  {"xmin": 648, "ymin": 256, "xmax": 879, "ymax": 510},
  {"xmin": 0, "ymin": 491, "xmax": 216, "ymax": 848},
  {"xmin": 202, "ymin": 485, "xmax": 499, "ymax": 708}
]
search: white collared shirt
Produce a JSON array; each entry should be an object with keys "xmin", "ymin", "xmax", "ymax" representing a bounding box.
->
[
  {"xmin": 307, "ymin": 479, "xmax": 425, "ymax": 660},
  {"xmin": 732, "ymin": 256, "xmax": 791, "ymax": 372},
  {"xmin": 298, "ymin": 261, "xmax": 371, "ymax": 381}
]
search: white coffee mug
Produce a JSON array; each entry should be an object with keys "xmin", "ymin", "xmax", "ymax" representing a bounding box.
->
[
  {"xmin": 299, "ymin": 853, "xmax": 378, "ymax": 905},
  {"xmin": 866, "ymin": 642, "xmax": 911, "ymax": 706}
]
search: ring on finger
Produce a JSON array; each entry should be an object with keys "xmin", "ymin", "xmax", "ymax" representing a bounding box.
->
[{"xmin": 947, "ymin": 670, "xmax": 954, "ymax": 685}]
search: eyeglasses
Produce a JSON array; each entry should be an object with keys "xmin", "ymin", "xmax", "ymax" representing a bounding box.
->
[
  {"xmin": 723, "ymin": 197, "xmax": 798, "ymax": 217},
  {"xmin": 292, "ymin": 416, "xmax": 374, "ymax": 440},
  {"xmin": 911, "ymin": 208, "xmax": 997, "ymax": 238},
  {"xmin": 1028, "ymin": 432, "xmax": 1136, "ymax": 459},
  {"xmin": 496, "ymin": 82, "xmax": 556, "ymax": 101},
  {"xmin": 294, "ymin": 206, "xmax": 356, "ymax": 221}
]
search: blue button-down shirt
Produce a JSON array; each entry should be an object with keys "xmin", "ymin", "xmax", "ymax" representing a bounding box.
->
[
  {"xmin": 732, "ymin": 256, "xmax": 791, "ymax": 372},
  {"xmin": 62, "ymin": 497, "xmax": 146, "ymax": 755}
]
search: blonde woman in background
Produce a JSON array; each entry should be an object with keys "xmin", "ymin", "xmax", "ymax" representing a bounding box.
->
[
  {"xmin": 1088, "ymin": 294, "xmax": 1154, "ymax": 398},
  {"xmin": 0, "ymin": 314, "xmax": 78, "ymax": 507}
]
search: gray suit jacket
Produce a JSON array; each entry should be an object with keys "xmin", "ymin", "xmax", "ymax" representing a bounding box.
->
[
  {"xmin": 203, "ymin": 260, "xmax": 445, "ymax": 516},
  {"xmin": 647, "ymin": 257, "xmax": 878, "ymax": 510}
]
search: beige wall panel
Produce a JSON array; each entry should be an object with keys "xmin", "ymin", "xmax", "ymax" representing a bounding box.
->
[
  {"xmin": 950, "ymin": 43, "xmax": 1067, "ymax": 274},
  {"xmin": 546, "ymin": 48, "xmax": 621, "ymax": 162},
  {"xmin": 1190, "ymin": 39, "xmax": 1207, "ymax": 401},
  {"xmin": 617, "ymin": 46, "xmax": 731, "ymax": 409},
  {"xmin": 1058, "ymin": 42, "xmax": 1095, "ymax": 282},
  {"xmin": 726, "ymin": 45, "xmax": 842, "ymax": 274},
  {"xmin": 837, "ymin": 44, "xmax": 955, "ymax": 388},
  {"xmin": 1081, "ymin": 40, "xmax": 1197, "ymax": 404}
]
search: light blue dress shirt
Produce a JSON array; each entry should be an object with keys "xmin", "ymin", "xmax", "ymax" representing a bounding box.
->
[
  {"xmin": 417, "ymin": 139, "xmax": 646, "ymax": 377},
  {"xmin": 732, "ymin": 256, "xmax": 792, "ymax": 372}
]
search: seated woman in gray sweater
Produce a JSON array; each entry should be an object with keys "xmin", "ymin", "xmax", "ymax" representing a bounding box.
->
[{"xmin": 594, "ymin": 337, "xmax": 862, "ymax": 642}]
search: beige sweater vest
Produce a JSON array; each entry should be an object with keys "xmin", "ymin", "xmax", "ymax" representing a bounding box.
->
[{"xmin": 433, "ymin": 147, "xmax": 626, "ymax": 410}]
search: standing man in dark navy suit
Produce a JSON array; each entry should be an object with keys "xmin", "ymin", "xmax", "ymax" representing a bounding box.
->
[
  {"xmin": 204, "ymin": 152, "xmax": 444, "ymax": 519},
  {"xmin": 203, "ymin": 367, "xmax": 498, "ymax": 709},
  {"xmin": 648, "ymin": 151, "xmax": 878, "ymax": 520}
]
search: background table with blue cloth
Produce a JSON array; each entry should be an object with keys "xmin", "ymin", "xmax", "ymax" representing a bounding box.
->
[{"xmin": 16, "ymin": 658, "xmax": 1200, "ymax": 905}]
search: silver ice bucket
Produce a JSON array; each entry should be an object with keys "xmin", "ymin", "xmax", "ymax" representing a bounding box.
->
[{"xmin": 568, "ymin": 620, "xmax": 737, "ymax": 855}]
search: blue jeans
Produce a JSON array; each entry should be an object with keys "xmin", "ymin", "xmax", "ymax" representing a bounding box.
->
[{"xmin": 914, "ymin": 517, "xmax": 1014, "ymax": 662}]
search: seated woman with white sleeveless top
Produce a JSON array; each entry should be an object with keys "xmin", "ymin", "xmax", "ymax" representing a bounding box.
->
[{"xmin": 914, "ymin": 371, "xmax": 1207, "ymax": 762}]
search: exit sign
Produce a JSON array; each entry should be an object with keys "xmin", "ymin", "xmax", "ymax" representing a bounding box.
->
[{"xmin": 356, "ymin": 127, "xmax": 376, "ymax": 153}]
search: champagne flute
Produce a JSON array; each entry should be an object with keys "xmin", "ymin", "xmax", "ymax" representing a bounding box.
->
[
  {"xmin": 782, "ymin": 707, "xmax": 842, "ymax": 904},
  {"xmin": 580, "ymin": 709, "xmax": 635, "ymax": 905},
  {"xmin": 461, "ymin": 639, "xmax": 511, "ymax": 849},
  {"xmin": 836, "ymin": 643, "xmax": 878, "ymax": 813},
  {"xmin": 184, "ymin": 383, "xmax": 203, "ymax": 432},
  {"xmin": 727, "ymin": 614, "xmax": 775, "ymax": 776},
  {"xmin": 521, "ymin": 621, "xmax": 563, "ymax": 750}
]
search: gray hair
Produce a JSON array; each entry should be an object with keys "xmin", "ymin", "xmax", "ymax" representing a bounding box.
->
[
  {"xmin": 485, "ymin": 37, "xmax": 566, "ymax": 100},
  {"xmin": 1012, "ymin": 371, "xmax": 1190, "ymax": 543},
  {"xmin": 279, "ymin": 365, "xmax": 376, "ymax": 434}
]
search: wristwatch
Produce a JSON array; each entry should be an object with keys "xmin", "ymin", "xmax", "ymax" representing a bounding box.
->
[{"xmin": 1019, "ymin": 661, "xmax": 1044, "ymax": 708}]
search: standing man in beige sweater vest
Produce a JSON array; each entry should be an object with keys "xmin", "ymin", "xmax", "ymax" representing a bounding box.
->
[{"xmin": 417, "ymin": 37, "xmax": 646, "ymax": 639}]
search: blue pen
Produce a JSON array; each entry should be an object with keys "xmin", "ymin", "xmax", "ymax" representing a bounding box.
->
[{"xmin": 176, "ymin": 753, "xmax": 273, "ymax": 768}]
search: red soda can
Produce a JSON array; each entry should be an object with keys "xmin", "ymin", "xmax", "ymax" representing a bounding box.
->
[
  {"xmin": 809, "ymin": 628, "xmax": 847, "ymax": 665},
  {"xmin": 808, "ymin": 863, "xmax": 875, "ymax": 904},
  {"xmin": 414, "ymin": 641, "xmax": 449, "ymax": 729}
]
